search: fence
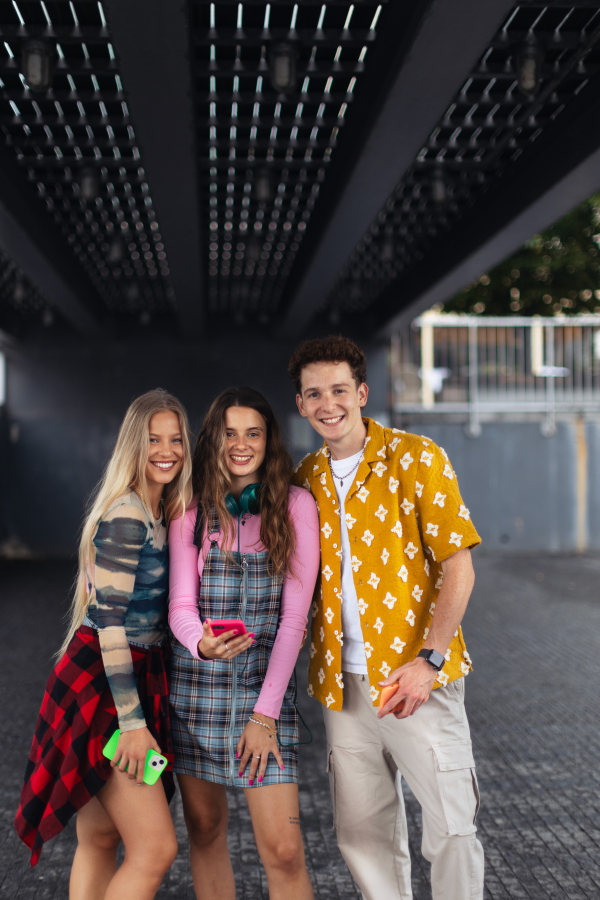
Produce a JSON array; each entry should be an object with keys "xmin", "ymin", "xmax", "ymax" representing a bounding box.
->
[{"xmin": 391, "ymin": 313, "xmax": 600, "ymax": 436}]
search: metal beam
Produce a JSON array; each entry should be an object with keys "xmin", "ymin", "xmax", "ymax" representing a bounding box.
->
[
  {"xmin": 106, "ymin": 0, "xmax": 203, "ymax": 337},
  {"xmin": 0, "ymin": 142, "xmax": 102, "ymax": 337},
  {"xmin": 276, "ymin": 0, "xmax": 515, "ymax": 339},
  {"xmin": 375, "ymin": 71, "xmax": 600, "ymax": 336}
]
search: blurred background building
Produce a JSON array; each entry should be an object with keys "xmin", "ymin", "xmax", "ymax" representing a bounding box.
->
[{"xmin": 0, "ymin": 0, "xmax": 599, "ymax": 558}]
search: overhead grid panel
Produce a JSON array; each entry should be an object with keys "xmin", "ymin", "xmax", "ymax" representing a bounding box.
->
[
  {"xmin": 0, "ymin": 244, "xmax": 45, "ymax": 324},
  {"xmin": 0, "ymin": 0, "xmax": 174, "ymax": 319},
  {"xmin": 326, "ymin": 2, "xmax": 600, "ymax": 320},
  {"xmin": 192, "ymin": 0, "xmax": 385, "ymax": 323}
]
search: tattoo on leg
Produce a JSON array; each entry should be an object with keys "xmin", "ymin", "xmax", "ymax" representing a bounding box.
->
[{"xmin": 289, "ymin": 816, "xmax": 300, "ymax": 826}]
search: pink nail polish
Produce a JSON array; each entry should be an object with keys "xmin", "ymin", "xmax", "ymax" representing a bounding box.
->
[
  {"xmin": 233, "ymin": 630, "xmax": 239, "ymax": 635},
  {"xmin": 281, "ymin": 765, "xmax": 285, "ymax": 770},
  {"xmin": 249, "ymin": 779, "xmax": 253, "ymax": 785},
  {"xmin": 249, "ymin": 632, "xmax": 256, "ymax": 637},
  {"xmin": 236, "ymin": 752, "xmax": 239, "ymax": 758},
  {"xmin": 258, "ymin": 776, "xmax": 263, "ymax": 783}
]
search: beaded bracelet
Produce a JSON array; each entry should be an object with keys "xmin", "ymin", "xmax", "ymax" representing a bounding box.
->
[{"xmin": 249, "ymin": 715, "xmax": 278, "ymax": 736}]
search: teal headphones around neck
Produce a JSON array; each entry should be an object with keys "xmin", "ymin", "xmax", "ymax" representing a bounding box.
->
[{"xmin": 225, "ymin": 483, "xmax": 262, "ymax": 518}]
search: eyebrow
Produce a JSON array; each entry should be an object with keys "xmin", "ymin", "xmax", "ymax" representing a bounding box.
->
[
  {"xmin": 149, "ymin": 432, "xmax": 181, "ymax": 437},
  {"xmin": 303, "ymin": 382, "xmax": 351, "ymax": 393}
]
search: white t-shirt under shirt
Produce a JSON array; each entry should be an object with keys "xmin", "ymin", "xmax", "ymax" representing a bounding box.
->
[{"xmin": 330, "ymin": 450, "xmax": 368, "ymax": 674}]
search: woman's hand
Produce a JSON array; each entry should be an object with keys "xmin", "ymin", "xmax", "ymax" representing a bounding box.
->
[
  {"xmin": 111, "ymin": 727, "xmax": 161, "ymax": 785},
  {"xmin": 198, "ymin": 619, "xmax": 255, "ymax": 660},
  {"xmin": 236, "ymin": 714, "xmax": 284, "ymax": 786}
]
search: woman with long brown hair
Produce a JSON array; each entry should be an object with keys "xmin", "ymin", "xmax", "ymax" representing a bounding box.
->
[
  {"xmin": 168, "ymin": 387, "xmax": 320, "ymax": 900},
  {"xmin": 15, "ymin": 389, "xmax": 193, "ymax": 900}
]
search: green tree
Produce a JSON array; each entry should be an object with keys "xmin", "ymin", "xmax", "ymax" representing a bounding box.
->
[{"xmin": 441, "ymin": 191, "xmax": 600, "ymax": 316}]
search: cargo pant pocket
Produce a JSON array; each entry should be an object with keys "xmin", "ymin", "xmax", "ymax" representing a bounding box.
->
[
  {"xmin": 326, "ymin": 745, "xmax": 337, "ymax": 829},
  {"xmin": 432, "ymin": 740, "xmax": 480, "ymax": 836}
]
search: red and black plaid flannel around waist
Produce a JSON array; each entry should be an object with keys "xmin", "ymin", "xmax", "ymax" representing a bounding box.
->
[{"xmin": 14, "ymin": 625, "xmax": 174, "ymax": 866}]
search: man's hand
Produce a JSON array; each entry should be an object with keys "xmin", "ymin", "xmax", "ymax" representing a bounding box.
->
[{"xmin": 377, "ymin": 658, "xmax": 437, "ymax": 719}]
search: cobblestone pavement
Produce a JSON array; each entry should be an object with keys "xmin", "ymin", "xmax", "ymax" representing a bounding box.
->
[{"xmin": 2, "ymin": 552, "xmax": 600, "ymax": 899}]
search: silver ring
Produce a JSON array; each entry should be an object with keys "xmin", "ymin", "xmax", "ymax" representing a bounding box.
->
[
  {"xmin": 254, "ymin": 756, "xmax": 261, "ymax": 759},
  {"xmin": 225, "ymin": 643, "xmax": 230, "ymax": 652}
]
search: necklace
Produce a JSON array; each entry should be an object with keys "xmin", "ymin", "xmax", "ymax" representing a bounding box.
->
[{"xmin": 328, "ymin": 442, "xmax": 366, "ymax": 488}]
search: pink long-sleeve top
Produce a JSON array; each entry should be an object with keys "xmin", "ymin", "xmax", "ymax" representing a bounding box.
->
[{"xmin": 168, "ymin": 485, "xmax": 320, "ymax": 720}]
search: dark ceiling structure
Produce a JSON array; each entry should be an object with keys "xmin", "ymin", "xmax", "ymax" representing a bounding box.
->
[{"xmin": 1, "ymin": 0, "xmax": 600, "ymax": 342}]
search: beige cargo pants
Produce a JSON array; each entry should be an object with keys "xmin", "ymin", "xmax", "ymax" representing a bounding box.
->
[{"xmin": 322, "ymin": 673, "xmax": 484, "ymax": 900}]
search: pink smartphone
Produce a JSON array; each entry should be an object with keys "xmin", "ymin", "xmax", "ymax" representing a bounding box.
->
[{"xmin": 209, "ymin": 619, "xmax": 247, "ymax": 637}]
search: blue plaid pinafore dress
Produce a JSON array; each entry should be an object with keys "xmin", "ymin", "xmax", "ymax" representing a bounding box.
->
[{"xmin": 169, "ymin": 510, "xmax": 299, "ymax": 786}]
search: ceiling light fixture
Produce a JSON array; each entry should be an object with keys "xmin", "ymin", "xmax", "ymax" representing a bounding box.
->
[
  {"xmin": 269, "ymin": 43, "xmax": 297, "ymax": 93},
  {"xmin": 517, "ymin": 37, "xmax": 543, "ymax": 97},
  {"xmin": 431, "ymin": 168, "xmax": 447, "ymax": 204},
  {"xmin": 78, "ymin": 167, "xmax": 99, "ymax": 200},
  {"xmin": 255, "ymin": 168, "xmax": 274, "ymax": 202},
  {"xmin": 22, "ymin": 40, "xmax": 53, "ymax": 92}
]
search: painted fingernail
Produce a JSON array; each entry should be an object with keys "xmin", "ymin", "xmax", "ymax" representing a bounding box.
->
[
  {"xmin": 236, "ymin": 752, "xmax": 239, "ymax": 758},
  {"xmin": 258, "ymin": 776, "xmax": 263, "ymax": 783},
  {"xmin": 249, "ymin": 779, "xmax": 253, "ymax": 785},
  {"xmin": 281, "ymin": 765, "xmax": 285, "ymax": 770},
  {"xmin": 249, "ymin": 632, "xmax": 256, "ymax": 637},
  {"xmin": 233, "ymin": 630, "xmax": 239, "ymax": 635},
  {"xmin": 238, "ymin": 771, "xmax": 243, "ymax": 777}
]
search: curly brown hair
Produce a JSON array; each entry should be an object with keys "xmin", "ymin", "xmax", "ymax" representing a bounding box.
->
[
  {"xmin": 288, "ymin": 335, "xmax": 367, "ymax": 394},
  {"xmin": 192, "ymin": 387, "xmax": 294, "ymax": 580}
]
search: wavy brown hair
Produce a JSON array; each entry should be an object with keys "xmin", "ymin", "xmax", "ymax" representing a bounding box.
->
[{"xmin": 192, "ymin": 387, "xmax": 294, "ymax": 579}]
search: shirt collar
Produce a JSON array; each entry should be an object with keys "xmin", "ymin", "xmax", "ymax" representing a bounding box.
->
[{"xmin": 312, "ymin": 417, "xmax": 386, "ymax": 476}]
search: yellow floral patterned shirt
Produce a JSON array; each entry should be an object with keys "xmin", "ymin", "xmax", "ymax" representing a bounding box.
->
[{"xmin": 292, "ymin": 418, "xmax": 481, "ymax": 710}]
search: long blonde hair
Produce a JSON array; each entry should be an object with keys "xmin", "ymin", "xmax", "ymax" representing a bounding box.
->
[{"xmin": 58, "ymin": 389, "xmax": 193, "ymax": 658}]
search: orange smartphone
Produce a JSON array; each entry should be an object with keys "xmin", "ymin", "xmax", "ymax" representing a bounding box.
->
[{"xmin": 379, "ymin": 683, "xmax": 399, "ymax": 709}]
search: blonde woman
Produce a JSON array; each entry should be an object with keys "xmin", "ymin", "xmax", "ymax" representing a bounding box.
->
[{"xmin": 15, "ymin": 389, "xmax": 193, "ymax": 900}]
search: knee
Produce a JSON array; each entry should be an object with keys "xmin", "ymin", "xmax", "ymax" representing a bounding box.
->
[
  {"xmin": 184, "ymin": 806, "xmax": 227, "ymax": 849},
  {"xmin": 262, "ymin": 837, "xmax": 304, "ymax": 876},
  {"xmin": 78, "ymin": 823, "xmax": 121, "ymax": 854},
  {"xmin": 157, "ymin": 834, "xmax": 179, "ymax": 872},
  {"xmin": 135, "ymin": 834, "xmax": 178, "ymax": 878}
]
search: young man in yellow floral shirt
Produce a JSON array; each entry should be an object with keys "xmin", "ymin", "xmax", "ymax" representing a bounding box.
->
[{"xmin": 289, "ymin": 336, "xmax": 484, "ymax": 900}]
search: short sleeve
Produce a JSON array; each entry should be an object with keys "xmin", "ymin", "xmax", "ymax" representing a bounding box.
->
[{"xmin": 414, "ymin": 441, "xmax": 481, "ymax": 564}]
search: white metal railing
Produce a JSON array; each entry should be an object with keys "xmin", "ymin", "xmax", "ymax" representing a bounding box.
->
[{"xmin": 391, "ymin": 313, "xmax": 600, "ymax": 436}]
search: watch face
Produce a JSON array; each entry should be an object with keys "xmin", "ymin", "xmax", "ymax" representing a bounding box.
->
[{"xmin": 429, "ymin": 650, "xmax": 445, "ymax": 669}]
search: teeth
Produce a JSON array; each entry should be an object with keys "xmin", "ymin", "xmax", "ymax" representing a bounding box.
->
[
  {"xmin": 154, "ymin": 462, "xmax": 174, "ymax": 469},
  {"xmin": 322, "ymin": 416, "xmax": 343, "ymax": 424}
]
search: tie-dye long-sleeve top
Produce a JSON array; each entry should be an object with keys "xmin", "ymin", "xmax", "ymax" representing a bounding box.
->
[{"xmin": 86, "ymin": 490, "xmax": 168, "ymax": 732}]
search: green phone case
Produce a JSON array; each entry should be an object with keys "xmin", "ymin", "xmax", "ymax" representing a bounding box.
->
[{"xmin": 102, "ymin": 729, "xmax": 168, "ymax": 785}]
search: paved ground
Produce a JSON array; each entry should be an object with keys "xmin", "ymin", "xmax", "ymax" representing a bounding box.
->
[{"xmin": 2, "ymin": 552, "xmax": 600, "ymax": 899}]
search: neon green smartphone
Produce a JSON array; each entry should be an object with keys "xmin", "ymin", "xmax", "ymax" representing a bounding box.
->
[{"xmin": 102, "ymin": 729, "xmax": 168, "ymax": 785}]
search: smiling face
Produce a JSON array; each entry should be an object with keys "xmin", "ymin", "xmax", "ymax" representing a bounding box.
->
[
  {"xmin": 224, "ymin": 405, "xmax": 267, "ymax": 495},
  {"xmin": 144, "ymin": 410, "xmax": 184, "ymax": 490},
  {"xmin": 296, "ymin": 360, "xmax": 368, "ymax": 459}
]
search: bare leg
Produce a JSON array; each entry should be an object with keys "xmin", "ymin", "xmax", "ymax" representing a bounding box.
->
[
  {"xmin": 94, "ymin": 768, "xmax": 178, "ymax": 900},
  {"xmin": 70, "ymin": 796, "xmax": 121, "ymax": 900},
  {"xmin": 245, "ymin": 783, "xmax": 313, "ymax": 900},
  {"xmin": 177, "ymin": 774, "xmax": 235, "ymax": 900}
]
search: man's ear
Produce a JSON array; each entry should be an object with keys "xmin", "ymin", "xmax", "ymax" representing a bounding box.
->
[
  {"xmin": 358, "ymin": 382, "xmax": 369, "ymax": 408},
  {"xmin": 296, "ymin": 393, "xmax": 308, "ymax": 418}
]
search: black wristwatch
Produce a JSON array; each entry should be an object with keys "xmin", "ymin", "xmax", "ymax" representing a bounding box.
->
[{"xmin": 417, "ymin": 649, "xmax": 446, "ymax": 671}]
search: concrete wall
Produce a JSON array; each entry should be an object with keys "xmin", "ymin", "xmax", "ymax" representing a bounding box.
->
[
  {"xmin": 403, "ymin": 419, "xmax": 600, "ymax": 553},
  {"xmin": 2, "ymin": 334, "xmax": 598, "ymax": 556}
]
